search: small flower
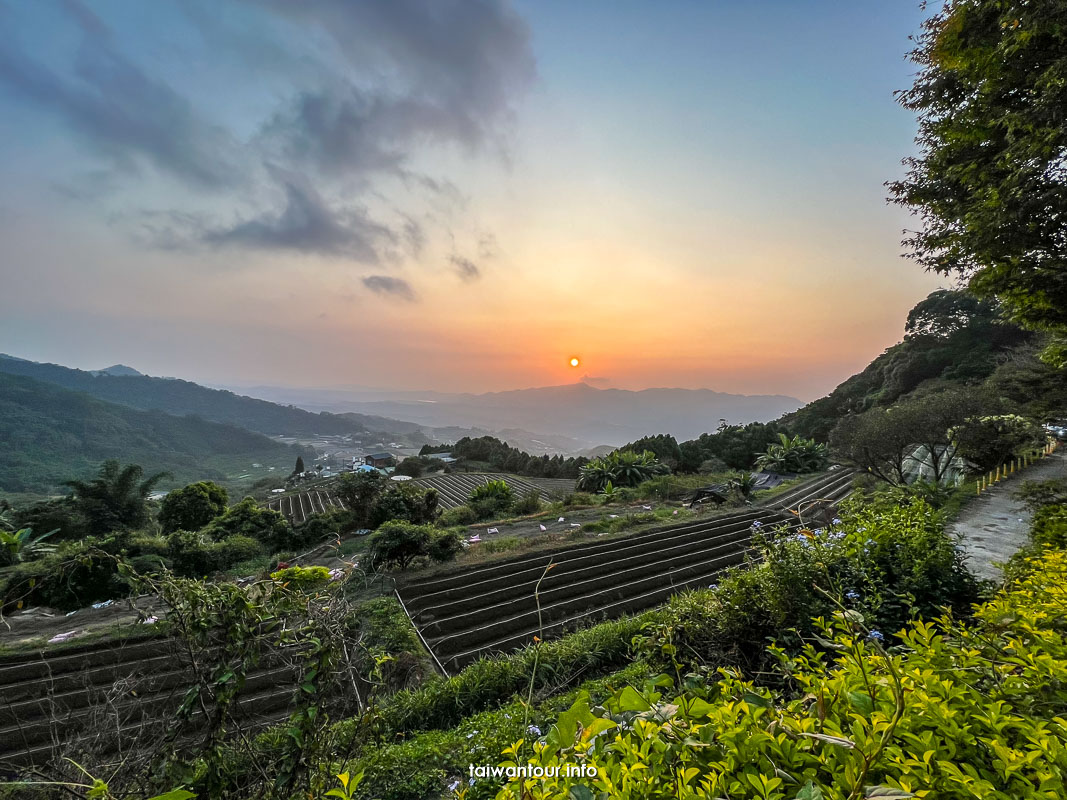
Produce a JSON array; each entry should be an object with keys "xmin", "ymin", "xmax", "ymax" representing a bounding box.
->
[
  {"xmin": 813, "ymin": 528, "xmax": 824, "ymax": 536},
  {"xmin": 527, "ymin": 724, "xmax": 542, "ymax": 736},
  {"xmin": 708, "ymin": 583, "xmax": 719, "ymax": 590},
  {"xmin": 448, "ymin": 780, "xmax": 460, "ymax": 792},
  {"xmin": 751, "ymin": 520, "xmax": 763, "ymax": 529},
  {"xmin": 867, "ymin": 630, "xmax": 885, "ymax": 643},
  {"xmin": 832, "ymin": 517, "xmax": 842, "ymax": 525},
  {"xmin": 845, "ymin": 590, "xmax": 859, "ymax": 602},
  {"xmin": 466, "ymin": 730, "xmax": 478, "ymax": 739},
  {"xmin": 470, "ymin": 778, "xmax": 476, "ymax": 786}
]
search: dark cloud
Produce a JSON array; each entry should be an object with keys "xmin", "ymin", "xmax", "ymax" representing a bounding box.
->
[
  {"xmin": 0, "ymin": 0, "xmax": 531, "ymax": 262},
  {"xmin": 203, "ymin": 169, "xmax": 395, "ymax": 261},
  {"xmin": 0, "ymin": 3, "xmax": 241, "ymax": 189},
  {"xmin": 251, "ymin": 0, "xmax": 535, "ymax": 173},
  {"xmin": 449, "ymin": 254, "xmax": 481, "ymax": 282},
  {"xmin": 362, "ymin": 274, "xmax": 416, "ymax": 302}
]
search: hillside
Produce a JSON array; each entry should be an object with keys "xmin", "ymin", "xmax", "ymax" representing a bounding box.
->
[
  {"xmin": 0, "ymin": 372, "xmax": 310, "ymax": 494},
  {"xmin": 782, "ymin": 290, "xmax": 1066, "ymax": 441},
  {"xmin": 0, "ymin": 355, "xmax": 408, "ymax": 438}
]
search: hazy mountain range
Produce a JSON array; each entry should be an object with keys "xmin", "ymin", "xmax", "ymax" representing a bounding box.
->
[{"xmin": 229, "ymin": 382, "xmax": 802, "ymax": 446}]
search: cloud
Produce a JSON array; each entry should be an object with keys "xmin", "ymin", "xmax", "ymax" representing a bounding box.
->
[
  {"xmin": 202, "ymin": 169, "xmax": 396, "ymax": 261},
  {"xmin": 0, "ymin": 0, "xmax": 533, "ymax": 261},
  {"xmin": 0, "ymin": 3, "xmax": 241, "ymax": 189},
  {"xmin": 251, "ymin": 0, "xmax": 535, "ymax": 174},
  {"xmin": 449, "ymin": 254, "xmax": 481, "ymax": 282},
  {"xmin": 362, "ymin": 274, "xmax": 417, "ymax": 302}
]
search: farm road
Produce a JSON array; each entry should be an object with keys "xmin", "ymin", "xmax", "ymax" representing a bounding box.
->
[{"xmin": 951, "ymin": 450, "xmax": 1065, "ymax": 582}]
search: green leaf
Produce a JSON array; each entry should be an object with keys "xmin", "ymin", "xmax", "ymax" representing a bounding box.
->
[
  {"xmin": 798, "ymin": 732, "xmax": 856, "ymax": 749},
  {"xmin": 865, "ymin": 788, "xmax": 914, "ymax": 799},
  {"xmin": 147, "ymin": 791, "xmax": 196, "ymax": 800},
  {"xmin": 614, "ymin": 685, "xmax": 652, "ymax": 712},
  {"xmin": 742, "ymin": 691, "xmax": 773, "ymax": 709},
  {"xmin": 569, "ymin": 786, "xmax": 595, "ymax": 800},
  {"xmin": 849, "ymin": 691, "xmax": 875, "ymax": 716},
  {"xmin": 684, "ymin": 697, "xmax": 717, "ymax": 717},
  {"xmin": 795, "ymin": 782, "xmax": 825, "ymax": 800}
]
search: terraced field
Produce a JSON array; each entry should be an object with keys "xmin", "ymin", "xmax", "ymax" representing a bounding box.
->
[
  {"xmin": 411, "ymin": 473, "xmax": 576, "ymax": 509},
  {"xmin": 0, "ymin": 636, "xmax": 299, "ymax": 768},
  {"xmin": 267, "ymin": 488, "xmax": 348, "ymax": 525},
  {"xmin": 398, "ymin": 470, "xmax": 856, "ymax": 673}
]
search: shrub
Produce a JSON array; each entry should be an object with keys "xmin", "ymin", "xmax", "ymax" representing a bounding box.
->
[
  {"xmin": 166, "ymin": 531, "xmax": 265, "ymax": 577},
  {"xmin": 158, "ymin": 481, "xmax": 228, "ymax": 533},
  {"xmin": 755, "ymin": 432, "xmax": 828, "ymax": 473},
  {"xmin": 503, "ymin": 548, "xmax": 1067, "ymax": 800},
  {"xmin": 438, "ymin": 505, "xmax": 478, "ymax": 526},
  {"xmin": 201, "ymin": 497, "xmax": 290, "ymax": 549},
  {"xmin": 270, "ymin": 564, "xmax": 331, "ymax": 588},
  {"xmin": 0, "ymin": 541, "xmax": 131, "ymax": 612},
  {"xmin": 577, "ymin": 450, "xmax": 667, "ymax": 492},
  {"xmin": 1030, "ymin": 504, "xmax": 1067, "ymax": 549},
  {"xmin": 511, "ymin": 489, "xmax": 543, "ymax": 515},
  {"xmin": 468, "ymin": 480, "xmax": 514, "ymax": 520},
  {"xmin": 426, "ymin": 528, "xmax": 463, "ymax": 563},
  {"xmin": 368, "ymin": 521, "xmax": 460, "ymax": 569},
  {"xmin": 949, "ymin": 413, "xmax": 1045, "ymax": 471}
]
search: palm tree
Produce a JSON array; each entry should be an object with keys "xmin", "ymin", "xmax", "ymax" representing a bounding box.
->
[
  {"xmin": 578, "ymin": 450, "xmax": 668, "ymax": 491},
  {"xmin": 755, "ymin": 434, "xmax": 829, "ymax": 474},
  {"xmin": 65, "ymin": 460, "xmax": 170, "ymax": 536}
]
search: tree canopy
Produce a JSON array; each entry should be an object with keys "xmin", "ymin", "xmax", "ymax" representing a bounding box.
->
[{"xmin": 889, "ymin": 0, "xmax": 1067, "ymax": 349}]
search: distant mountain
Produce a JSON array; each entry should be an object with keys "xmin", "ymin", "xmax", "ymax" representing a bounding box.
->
[
  {"xmin": 0, "ymin": 372, "xmax": 309, "ymax": 494},
  {"xmin": 92, "ymin": 364, "xmax": 142, "ymax": 377},
  {"xmin": 0, "ymin": 355, "xmax": 417, "ymax": 438},
  {"xmin": 233, "ymin": 381, "xmax": 802, "ymax": 445}
]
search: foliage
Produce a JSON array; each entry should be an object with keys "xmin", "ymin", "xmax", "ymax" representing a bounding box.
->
[
  {"xmin": 0, "ymin": 542, "xmax": 133, "ymax": 611},
  {"xmin": 201, "ymin": 497, "xmax": 291, "ymax": 549},
  {"xmin": 336, "ymin": 471, "xmax": 440, "ymax": 528},
  {"xmin": 496, "ymin": 548, "xmax": 1067, "ymax": 799},
  {"xmin": 64, "ymin": 459, "xmax": 169, "ymax": 536},
  {"xmin": 421, "ymin": 436, "xmax": 587, "ymax": 479},
  {"xmin": 511, "ymin": 489, "xmax": 543, "ymax": 515},
  {"xmin": 270, "ymin": 565, "xmax": 331, "ymax": 589},
  {"xmin": 367, "ymin": 521, "xmax": 461, "ymax": 570},
  {"xmin": 615, "ymin": 434, "xmax": 683, "ymax": 470},
  {"xmin": 438, "ymin": 505, "xmax": 478, "ymax": 527},
  {"xmin": 0, "ymin": 515, "xmax": 56, "ymax": 566},
  {"xmin": 1028, "ymin": 504, "xmax": 1067, "ymax": 550},
  {"xmin": 1014, "ymin": 477, "xmax": 1067, "ymax": 512},
  {"xmin": 577, "ymin": 451, "xmax": 667, "ymax": 492},
  {"xmin": 754, "ymin": 433, "xmax": 828, "ymax": 474},
  {"xmin": 166, "ymin": 531, "xmax": 265, "ymax": 577},
  {"xmin": 948, "ymin": 414, "xmax": 1045, "ymax": 471},
  {"xmin": 783, "ymin": 290, "xmax": 1030, "ymax": 442},
  {"xmin": 469, "ymin": 480, "xmax": 515, "ymax": 520},
  {"xmin": 677, "ymin": 422, "xmax": 786, "ymax": 472},
  {"xmin": 831, "ymin": 389, "xmax": 991, "ymax": 485},
  {"xmin": 395, "ymin": 458, "xmax": 424, "ymax": 478},
  {"xmin": 889, "ymin": 0, "xmax": 1067, "ymax": 344},
  {"xmin": 653, "ymin": 499, "xmax": 979, "ymax": 677},
  {"xmin": 159, "ymin": 481, "xmax": 229, "ymax": 533},
  {"xmin": 0, "ymin": 371, "xmax": 309, "ymax": 494}
]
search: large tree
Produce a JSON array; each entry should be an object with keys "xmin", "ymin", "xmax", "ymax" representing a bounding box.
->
[
  {"xmin": 158, "ymin": 481, "xmax": 229, "ymax": 533},
  {"xmin": 64, "ymin": 460, "xmax": 169, "ymax": 536},
  {"xmin": 890, "ymin": 0, "xmax": 1067, "ymax": 354}
]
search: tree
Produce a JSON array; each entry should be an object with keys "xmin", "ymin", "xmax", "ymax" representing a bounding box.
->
[
  {"xmin": 889, "ymin": 0, "xmax": 1067, "ymax": 354},
  {"xmin": 950, "ymin": 414, "xmax": 1045, "ymax": 471},
  {"xmin": 754, "ymin": 434, "xmax": 828, "ymax": 474},
  {"xmin": 294, "ymin": 456, "xmax": 305, "ymax": 475},
  {"xmin": 201, "ymin": 497, "xmax": 290, "ymax": 549},
  {"xmin": 336, "ymin": 470, "xmax": 388, "ymax": 529},
  {"xmin": 395, "ymin": 458, "xmax": 424, "ymax": 478},
  {"xmin": 831, "ymin": 406, "xmax": 925, "ymax": 486},
  {"xmin": 158, "ymin": 481, "xmax": 229, "ymax": 533},
  {"xmin": 367, "ymin": 522, "xmax": 432, "ymax": 570},
  {"xmin": 64, "ymin": 460, "xmax": 170, "ymax": 536},
  {"xmin": 577, "ymin": 451, "xmax": 667, "ymax": 492}
]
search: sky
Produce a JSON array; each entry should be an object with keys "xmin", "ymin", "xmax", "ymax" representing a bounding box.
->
[{"xmin": 0, "ymin": 0, "xmax": 948, "ymax": 401}]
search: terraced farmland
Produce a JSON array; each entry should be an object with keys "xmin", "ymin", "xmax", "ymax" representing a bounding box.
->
[
  {"xmin": 411, "ymin": 472, "xmax": 575, "ymax": 509},
  {"xmin": 398, "ymin": 470, "xmax": 856, "ymax": 673},
  {"xmin": 0, "ymin": 636, "xmax": 298, "ymax": 768},
  {"xmin": 267, "ymin": 488, "xmax": 347, "ymax": 525}
]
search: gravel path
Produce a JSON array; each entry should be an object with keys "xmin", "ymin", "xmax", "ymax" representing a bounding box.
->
[{"xmin": 951, "ymin": 451, "xmax": 1065, "ymax": 582}]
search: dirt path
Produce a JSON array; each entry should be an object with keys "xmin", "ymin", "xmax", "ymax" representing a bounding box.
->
[{"xmin": 950, "ymin": 451, "xmax": 1065, "ymax": 583}]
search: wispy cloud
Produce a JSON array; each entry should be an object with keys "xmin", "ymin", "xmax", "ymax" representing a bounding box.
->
[
  {"xmin": 362, "ymin": 274, "xmax": 417, "ymax": 302},
  {"xmin": 450, "ymin": 254, "xmax": 481, "ymax": 282}
]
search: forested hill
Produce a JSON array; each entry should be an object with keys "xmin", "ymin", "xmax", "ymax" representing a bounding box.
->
[
  {"xmin": 783, "ymin": 290, "xmax": 1066, "ymax": 441},
  {"xmin": 0, "ymin": 355, "xmax": 377, "ymax": 437},
  {"xmin": 0, "ymin": 372, "xmax": 310, "ymax": 494}
]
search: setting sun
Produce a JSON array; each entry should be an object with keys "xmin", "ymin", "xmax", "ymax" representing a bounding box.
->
[{"xmin": 569, "ymin": 357, "xmax": 580, "ymax": 368}]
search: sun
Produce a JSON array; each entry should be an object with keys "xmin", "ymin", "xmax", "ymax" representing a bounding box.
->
[{"xmin": 569, "ymin": 357, "xmax": 580, "ymax": 368}]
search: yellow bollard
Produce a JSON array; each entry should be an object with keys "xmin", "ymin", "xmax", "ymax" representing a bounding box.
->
[{"xmin": 976, "ymin": 480, "xmax": 981, "ymax": 496}]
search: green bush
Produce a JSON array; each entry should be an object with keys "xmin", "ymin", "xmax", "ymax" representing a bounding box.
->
[
  {"xmin": 270, "ymin": 564, "xmax": 330, "ymax": 588},
  {"xmin": 510, "ymin": 490, "xmax": 543, "ymax": 515},
  {"xmin": 500, "ymin": 548, "xmax": 1067, "ymax": 800},
  {"xmin": 201, "ymin": 497, "xmax": 290, "ymax": 549},
  {"xmin": 1030, "ymin": 504, "xmax": 1067, "ymax": 549},
  {"xmin": 0, "ymin": 540, "xmax": 131, "ymax": 611},
  {"xmin": 426, "ymin": 528, "xmax": 463, "ymax": 563},
  {"xmin": 166, "ymin": 530, "xmax": 265, "ymax": 577},
  {"xmin": 438, "ymin": 505, "xmax": 477, "ymax": 526},
  {"xmin": 469, "ymin": 480, "xmax": 514, "ymax": 520},
  {"xmin": 158, "ymin": 481, "xmax": 228, "ymax": 533}
]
